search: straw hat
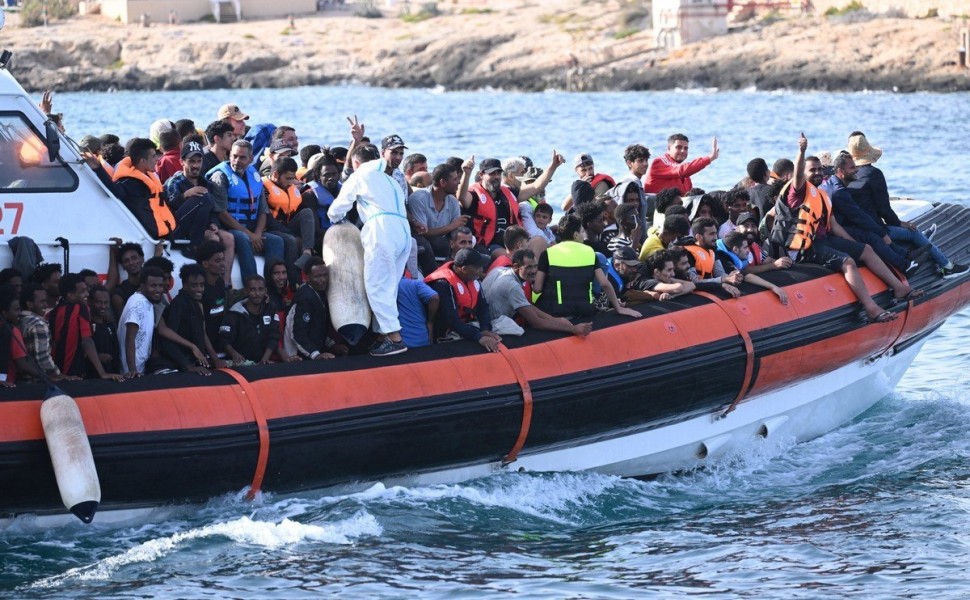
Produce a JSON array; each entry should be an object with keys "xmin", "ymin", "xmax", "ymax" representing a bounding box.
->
[{"xmin": 848, "ymin": 133, "xmax": 882, "ymax": 166}]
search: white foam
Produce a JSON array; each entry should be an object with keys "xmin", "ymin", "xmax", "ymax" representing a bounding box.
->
[
  {"xmin": 27, "ymin": 512, "xmax": 381, "ymax": 589},
  {"xmin": 348, "ymin": 472, "xmax": 622, "ymax": 524}
]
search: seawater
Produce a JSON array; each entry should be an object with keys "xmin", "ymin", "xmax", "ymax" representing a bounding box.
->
[{"xmin": 2, "ymin": 86, "xmax": 969, "ymax": 598}]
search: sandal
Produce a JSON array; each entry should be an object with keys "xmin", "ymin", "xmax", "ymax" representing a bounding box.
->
[
  {"xmin": 859, "ymin": 309, "xmax": 897, "ymax": 325},
  {"xmin": 892, "ymin": 288, "xmax": 926, "ymax": 305}
]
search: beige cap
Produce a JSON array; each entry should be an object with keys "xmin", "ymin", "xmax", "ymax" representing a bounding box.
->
[{"xmin": 217, "ymin": 104, "xmax": 249, "ymax": 122}]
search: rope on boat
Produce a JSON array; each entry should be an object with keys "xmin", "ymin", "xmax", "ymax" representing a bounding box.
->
[
  {"xmin": 693, "ymin": 291, "xmax": 756, "ymax": 417},
  {"xmin": 220, "ymin": 367, "xmax": 270, "ymax": 501},
  {"xmin": 498, "ymin": 344, "xmax": 533, "ymax": 466}
]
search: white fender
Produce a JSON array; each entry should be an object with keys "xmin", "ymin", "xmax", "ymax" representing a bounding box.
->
[
  {"xmin": 322, "ymin": 222, "xmax": 372, "ymax": 346},
  {"xmin": 40, "ymin": 393, "xmax": 101, "ymax": 523},
  {"xmin": 697, "ymin": 433, "xmax": 734, "ymax": 460}
]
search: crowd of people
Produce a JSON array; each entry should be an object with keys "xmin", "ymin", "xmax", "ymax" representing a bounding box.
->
[{"xmin": 1, "ymin": 99, "xmax": 967, "ymax": 385}]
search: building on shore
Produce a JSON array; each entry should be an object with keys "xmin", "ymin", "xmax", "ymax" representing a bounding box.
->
[
  {"xmin": 652, "ymin": 0, "xmax": 730, "ymax": 47},
  {"xmin": 96, "ymin": 0, "xmax": 319, "ymax": 25}
]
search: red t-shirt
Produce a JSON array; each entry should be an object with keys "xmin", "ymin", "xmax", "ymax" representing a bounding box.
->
[
  {"xmin": 155, "ymin": 149, "xmax": 183, "ymax": 187},
  {"xmin": 4, "ymin": 327, "xmax": 27, "ymax": 384}
]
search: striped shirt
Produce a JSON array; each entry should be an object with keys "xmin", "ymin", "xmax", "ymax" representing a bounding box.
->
[{"xmin": 17, "ymin": 311, "xmax": 61, "ymax": 380}]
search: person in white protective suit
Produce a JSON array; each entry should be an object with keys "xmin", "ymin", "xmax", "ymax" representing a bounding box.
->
[{"xmin": 328, "ymin": 144, "xmax": 411, "ymax": 357}]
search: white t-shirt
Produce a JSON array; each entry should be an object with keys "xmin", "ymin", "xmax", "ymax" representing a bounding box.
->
[{"xmin": 117, "ymin": 292, "xmax": 156, "ymax": 374}]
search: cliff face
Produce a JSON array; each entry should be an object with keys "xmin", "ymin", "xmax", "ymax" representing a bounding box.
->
[{"xmin": 3, "ymin": 2, "xmax": 970, "ymax": 93}]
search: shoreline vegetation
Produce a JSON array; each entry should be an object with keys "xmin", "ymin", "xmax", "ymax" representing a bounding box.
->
[{"xmin": 3, "ymin": 0, "xmax": 970, "ymax": 93}]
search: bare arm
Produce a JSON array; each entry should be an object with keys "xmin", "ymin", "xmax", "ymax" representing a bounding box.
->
[
  {"xmin": 155, "ymin": 319, "xmax": 204, "ymax": 358},
  {"xmin": 743, "ymin": 256, "xmax": 792, "ymax": 274},
  {"xmin": 652, "ymin": 280, "xmax": 695, "ymax": 297},
  {"xmin": 517, "ymin": 150, "xmax": 565, "ymax": 201},
  {"xmin": 106, "ymin": 238, "xmax": 122, "ymax": 291},
  {"xmin": 344, "ymin": 115, "xmax": 365, "ymax": 177},
  {"xmin": 517, "ymin": 304, "xmax": 592, "ymax": 336},
  {"xmin": 739, "ymin": 272, "xmax": 789, "ymax": 304},
  {"xmin": 457, "ymin": 155, "xmax": 475, "ymax": 209},
  {"xmin": 425, "ymin": 215, "xmax": 468, "ymax": 237},
  {"xmin": 14, "ymin": 356, "xmax": 43, "ymax": 381},
  {"xmin": 124, "ymin": 322, "xmax": 140, "ymax": 375},
  {"xmin": 623, "ymin": 289, "xmax": 659, "ymax": 303},
  {"xmin": 793, "ymin": 132, "xmax": 808, "ymax": 191},
  {"xmin": 80, "ymin": 337, "xmax": 120, "ymax": 380},
  {"xmin": 533, "ymin": 270, "xmax": 546, "ymax": 296}
]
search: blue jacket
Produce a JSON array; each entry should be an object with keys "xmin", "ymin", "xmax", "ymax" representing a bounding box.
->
[
  {"xmin": 207, "ymin": 162, "xmax": 264, "ymax": 227},
  {"xmin": 308, "ymin": 180, "xmax": 340, "ymax": 230},
  {"xmin": 715, "ymin": 238, "xmax": 750, "ymax": 272},
  {"xmin": 847, "ymin": 164, "xmax": 901, "ymax": 227},
  {"xmin": 821, "ymin": 175, "xmax": 887, "ymax": 237}
]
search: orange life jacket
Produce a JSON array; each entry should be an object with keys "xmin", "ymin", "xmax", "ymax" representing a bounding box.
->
[
  {"xmin": 469, "ymin": 182, "xmax": 520, "ymax": 247},
  {"xmin": 684, "ymin": 244, "xmax": 716, "ymax": 279},
  {"xmin": 262, "ymin": 176, "xmax": 303, "ymax": 221},
  {"xmin": 787, "ymin": 182, "xmax": 832, "ymax": 253},
  {"xmin": 425, "ymin": 262, "xmax": 479, "ymax": 323},
  {"xmin": 112, "ymin": 157, "xmax": 176, "ymax": 238}
]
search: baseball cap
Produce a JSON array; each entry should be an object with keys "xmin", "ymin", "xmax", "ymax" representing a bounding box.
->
[
  {"xmin": 380, "ymin": 134, "xmax": 407, "ymax": 151},
  {"xmin": 612, "ymin": 246, "xmax": 640, "ymax": 265},
  {"xmin": 79, "ymin": 135, "xmax": 101, "ymax": 153},
  {"xmin": 573, "ymin": 153, "xmax": 593, "ymax": 168},
  {"xmin": 217, "ymin": 104, "xmax": 249, "ymax": 121},
  {"xmin": 479, "ymin": 158, "xmax": 502, "ymax": 174},
  {"xmin": 180, "ymin": 140, "xmax": 205, "ymax": 160},
  {"xmin": 270, "ymin": 139, "xmax": 297, "ymax": 156},
  {"xmin": 737, "ymin": 211, "xmax": 758, "ymax": 225},
  {"xmin": 454, "ymin": 248, "xmax": 484, "ymax": 268}
]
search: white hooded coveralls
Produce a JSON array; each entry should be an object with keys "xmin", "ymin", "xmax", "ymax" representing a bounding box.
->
[{"xmin": 328, "ymin": 159, "xmax": 411, "ymax": 335}]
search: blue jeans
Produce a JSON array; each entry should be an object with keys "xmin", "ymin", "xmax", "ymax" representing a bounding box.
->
[
  {"xmin": 844, "ymin": 226, "xmax": 907, "ymax": 271},
  {"xmin": 886, "ymin": 225, "xmax": 947, "ymax": 267},
  {"xmin": 229, "ymin": 229, "xmax": 284, "ymax": 278}
]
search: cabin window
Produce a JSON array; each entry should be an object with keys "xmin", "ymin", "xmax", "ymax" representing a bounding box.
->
[{"xmin": 0, "ymin": 112, "xmax": 78, "ymax": 193}]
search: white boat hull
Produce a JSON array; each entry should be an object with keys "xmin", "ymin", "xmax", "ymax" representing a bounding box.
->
[{"xmin": 379, "ymin": 338, "xmax": 923, "ymax": 486}]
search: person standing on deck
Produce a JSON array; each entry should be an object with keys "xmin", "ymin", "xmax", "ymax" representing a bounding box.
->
[{"xmin": 328, "ymin": 144, "xmax": 412, "ymax": 357}]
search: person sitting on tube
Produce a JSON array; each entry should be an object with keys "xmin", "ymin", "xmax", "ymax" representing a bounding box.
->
[
  {"xmin": 534, "ymin": 214, "xmax": 641, "ymax": 320},
  {"xmin": 283, "ymin": 257, "xmax": 348, "ymax": 361},
  {"xmin": 153, "ymin": 264, "xmax": 219, "ymax": 375},
  {"xmin": 715, "ymin": 232, "xmax": 789, "ymax": 305},
  {"xmin": 481, "ymin": 249, "xmax": 592, "ymax": 338},
  {"xmin": 631, "ymin": 250, "xmax": 698, "ymax": 302},
  {"xmin": 220, "ymin": 275, "xmax": 282, "ymax": 365},
  {"xmin": 674, "ymin": 217, "xmax": 743, "ymax": 299},
  {"xmin": 424, "ymin": 248, "xmax": 503, "ymax": 353}
]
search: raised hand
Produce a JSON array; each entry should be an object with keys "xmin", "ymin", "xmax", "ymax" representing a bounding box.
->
[
  {"xmin": 40, "ymin": 90, "xmax": 53, "ymax": 114},
  {"xmin": 550, "ymin": 150, "xmax": 566, "ymax": 168},
  {"xmin": 347, "ymin": 115, "xmax": 365, "ymax": 143}
]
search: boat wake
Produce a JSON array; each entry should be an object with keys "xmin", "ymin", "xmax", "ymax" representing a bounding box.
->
[{"xmin": 25, "ymin": 511, "xmax": 381, "ymax": 589}]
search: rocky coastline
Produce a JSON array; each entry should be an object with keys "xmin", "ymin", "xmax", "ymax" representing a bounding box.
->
[{"xmin": 3, "ymin": 1, "xmax": 970, "ymax": 93}]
